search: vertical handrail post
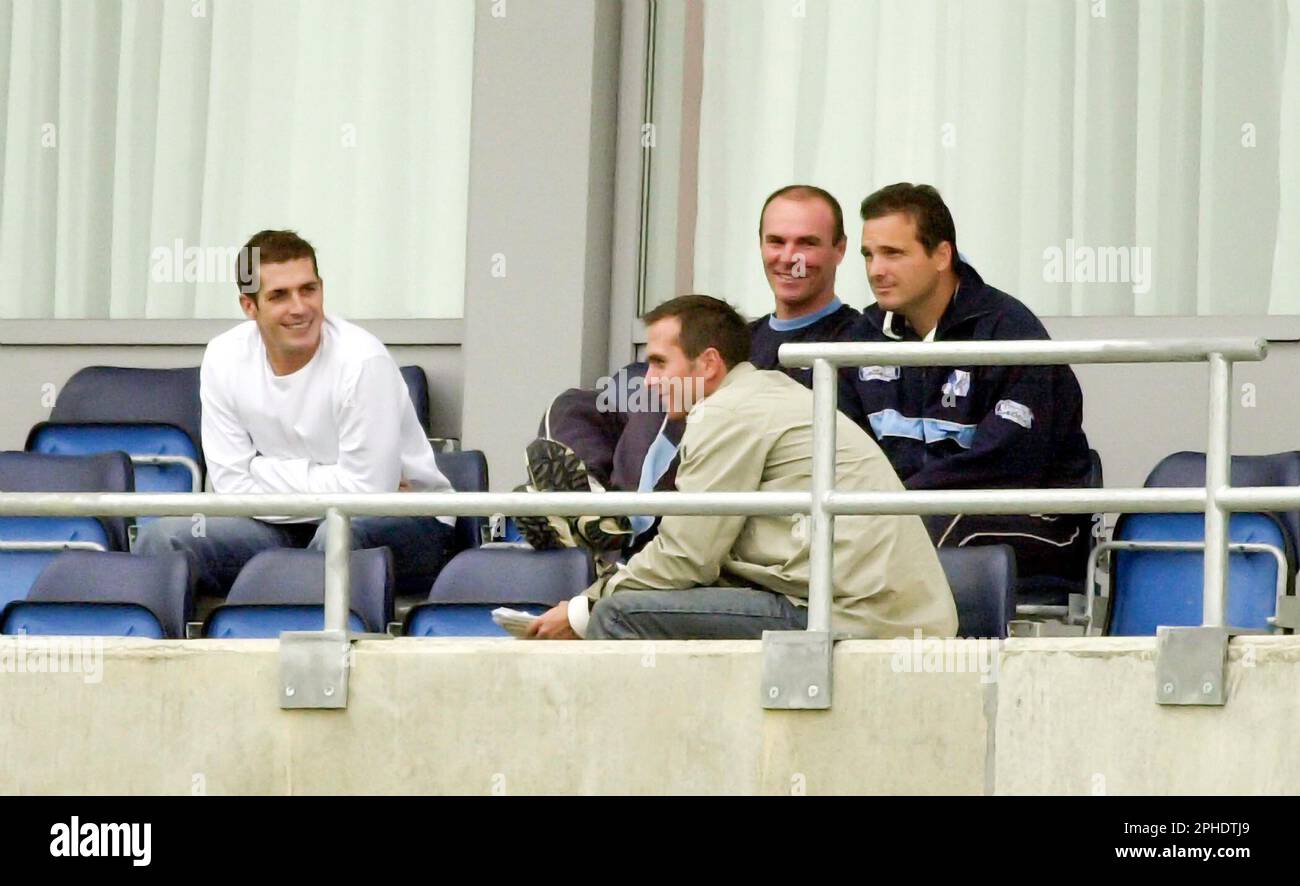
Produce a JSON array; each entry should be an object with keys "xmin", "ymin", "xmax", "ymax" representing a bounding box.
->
[
  {"xmin": 1203, "ymin": 353, "xmax": 1232, "ymax": 627},
  {"xmin": 324, "ymin": 507, "xmax": 352, "ymax": 632},
  {"xmin": 808, "ymin": 357, "xmax": 837, "ymax": 633}
]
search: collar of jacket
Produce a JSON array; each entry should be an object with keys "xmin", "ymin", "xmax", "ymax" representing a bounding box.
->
[
  {"xmin": 681, "ymin": 361, "xmax": 754, "ymax": 421},
  {"xmin": 871, "ymin": 261, "xmax": 998, "ymax": 341},
  {"xmin": 715, "ymin": 360, "xmax": 756, "ymax": 392}
]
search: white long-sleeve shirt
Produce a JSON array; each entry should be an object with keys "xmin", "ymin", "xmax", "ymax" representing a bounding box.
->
[{"xmin": 200, "ymin": 316, "xmax": 454, "ymax": 523}]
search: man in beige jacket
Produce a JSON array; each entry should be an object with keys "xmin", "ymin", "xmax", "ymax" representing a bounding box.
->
[{"xmin": 526, "ymin": 295, "xmax": 957, "ymax": 641}]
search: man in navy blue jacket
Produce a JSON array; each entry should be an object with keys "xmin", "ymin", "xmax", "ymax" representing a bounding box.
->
[{"xmin": 838, "ymin": 183, "xmax": 1094, "ymax": 586}]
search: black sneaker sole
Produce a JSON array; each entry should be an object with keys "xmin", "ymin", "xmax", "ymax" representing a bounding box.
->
[
  {"xmin": 575, "ymin": 514, "xmax": 633, "ymax": 552},
  {"xmin": 526, "ymin": 438, "xmax": 590, "ymax": 493}
]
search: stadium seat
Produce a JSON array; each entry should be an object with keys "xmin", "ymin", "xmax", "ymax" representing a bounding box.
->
[
  {"xmin": 400, "ymin": 365, "xmax": 431, "ymax": 435},
  {"xmin": 203, "ymin": 547, "xmax": 394, "ymax": 638},
  {"xmin": 1086, "ymin": 447, "xmax": 1104, "ymax": 489},
  {"xmin": 1013, "ymin": 448, "xmax": 1105, "ymax": 610},
  {"xmin": 434, "ymin": 449, "xmax": 489, "ymax": 551},
  {"xmin": 0, "ymin": 450, "xmax": 134, "ymax": 552},
  {"xmin": 0, "ymin": 550, "xmax": 193, "ymax": 638},
  {"xmin": 0, "ymin": 451, "xmax": 135, "ymax": 608},
  {"xmin": 405, "ymin": 546, "xmax": 594, "ymax": 637},
  {"xmin": 25, "ymin": 366, "xmax": 204, "ymax": 493},
  {"xmin": 0, "ymin": 518, "xmax": 114, "ymax": 612},
  {"xmin": 938, "ymin": 545, "xmax": 1016, "ymax": 639},
  {"xmin": 1107, "ymin": 512, "xmax": 1294, "ymax": 635},
  {"xmin": 1143, "ymin": 450, "xmax": 1300, "ymax": 557}
]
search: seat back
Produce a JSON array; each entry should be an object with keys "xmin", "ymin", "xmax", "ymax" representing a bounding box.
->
[
  {"xmin": 1144, "ymin": 451, "xmax": 1300, "ymax": 557},
  {"xmin": 1087, "ymin": 448, "xmax": 1104, "ymax": 489},
  {"xmin": 937, "ymin": 545, "xmax": 1016, "ymax": 639},
  {"xmin": 405, "ymin": 547, "xmax": 594, "ymax": 637},
  {"xmin": 400, "ymin": 365, "xmax": 431, "ymax": 434},
  {"xmin": 5, "ymin": 550, "xmax": 193, "ymax": 638},
  {"xmin": 204, "ymin": 606, "xmax": 366, "ymax": 638},
  {"xmin": 1108, "ymin": 512, "xmax": 1293, "ymax": 635},
  {"xmin": 27, "ymin": 424, "xmax": 200, "ymax": 493},
  {"xmin": 39, "ymin": 365, "xmax": 203, "ymax": 468},
  {"xmin": 218, "ymin": 547, "xmax": 394, "ymax": 633},
  {"xmin": 1, "ymin": 603, "xmax": 164, "ymax": 638},
  {"xmin": 0, "ymin": 450, "xmax": 134, "ymax": 550},
  {"xmin": 434, "ymin": 449, "xmax": 489, "ymax": 550},
  {"xmin": 0, "ymin": 517, "xmax": 113, "ymax": 610}
]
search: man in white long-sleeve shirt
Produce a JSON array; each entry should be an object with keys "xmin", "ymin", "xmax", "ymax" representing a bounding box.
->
[{"xmin": 136, "ymin": 230, "xmax": 456, "ymax": 597}]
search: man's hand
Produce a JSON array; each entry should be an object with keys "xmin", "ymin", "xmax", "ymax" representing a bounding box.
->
[
  {"xmin": 525, "ymin": 601, "xmax": 579, "ymax": 640},
  {"xmin": 398, "ymin": 478, "xmax": 412, "ymax": 492}
]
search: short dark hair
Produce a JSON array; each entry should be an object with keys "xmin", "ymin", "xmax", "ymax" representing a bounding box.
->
[
  {"xmin": 643, "ymin": 295, "xmax": 751, "ymax": 369},
  {"xmin": 237, "ymin": 230, "xmax": 320, "ymax": 300},
  {"xmin": 759, "ymin": 184, "xmax": 845, "ymax": 245},
  {"xmin": 859, "ymin": 183, "xmax": 959, "ymax": 266}
]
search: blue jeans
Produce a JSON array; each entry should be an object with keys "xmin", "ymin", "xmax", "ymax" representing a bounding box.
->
[
  {"xmin": 135, "ymin": 515, "xmax": 455, "ymax": 597},
  {"xmin": 587, "ymin": 587, "xmax": 808, "ymax": 639}
]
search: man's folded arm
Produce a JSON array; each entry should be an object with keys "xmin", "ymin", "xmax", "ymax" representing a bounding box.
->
[{"xmin": 248, "ymin": 356, "xmax": 405, "ymax": 494}]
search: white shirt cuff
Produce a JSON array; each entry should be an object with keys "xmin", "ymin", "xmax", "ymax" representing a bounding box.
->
[{"xmin": 567, "ymin": 595, "xmax": 591, "ymax": 639}]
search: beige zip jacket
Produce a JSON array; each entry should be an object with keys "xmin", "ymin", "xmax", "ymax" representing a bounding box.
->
[{"xmin": 583, "ymin": 362, "xmax": 958, "ymax": 639}]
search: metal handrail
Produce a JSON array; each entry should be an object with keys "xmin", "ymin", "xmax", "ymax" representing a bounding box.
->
[
  {"xmin": 129, "ymin": 455, "xmax": 203, "ymax": 494},
  {"xmin": 1084, "ymin": 539, "xmax": 1290, "ymax": 635},
  {"xmin": 0, "ymin": 337, "xmax": 1272, "ymax": 647}
]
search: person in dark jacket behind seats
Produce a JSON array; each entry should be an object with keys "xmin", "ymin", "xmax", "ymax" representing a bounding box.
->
[{"xmin": 838, "ymin": 183, "xmax": 1094, "ymax": 588}]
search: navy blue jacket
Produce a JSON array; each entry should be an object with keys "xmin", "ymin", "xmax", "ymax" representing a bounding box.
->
[
  {"xmin": 838, "ymin": 263, "xmax": 1092, "ymax": 491},
  {"xmin": 748, "ymin": 302, "xmax": 860, "ymax": 388}
]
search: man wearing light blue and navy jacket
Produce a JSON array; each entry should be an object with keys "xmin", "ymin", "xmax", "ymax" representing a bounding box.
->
[{"xmin": 838, "ymin": 183, "xmax": 1093, "ymax": 587}]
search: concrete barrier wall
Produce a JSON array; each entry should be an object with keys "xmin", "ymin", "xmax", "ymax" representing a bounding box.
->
[{"xmin": 1, "ymin": 636, "xmax": 1296, "ymax": 794}]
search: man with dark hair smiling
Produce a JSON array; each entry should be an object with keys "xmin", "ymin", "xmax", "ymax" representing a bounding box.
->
[
  {"xmin": 840, "ymin": 183, "xmax": 1094, "ymax": 588},
  {"xmin": 526, "ymin": 294, "xmax": 956, "ymax": 641},
  {"xmin": 136, "ymin": 229, "xmax": 457, "ymax": 597}
]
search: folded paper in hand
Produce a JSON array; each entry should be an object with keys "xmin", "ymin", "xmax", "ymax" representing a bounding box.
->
[{"xmin": 491, "ymin": 607, "xmax": 539, "ymax": 638}]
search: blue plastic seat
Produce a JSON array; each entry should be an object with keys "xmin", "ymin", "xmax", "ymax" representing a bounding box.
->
[
  {"xmin": 2, "ymin": 603, "xmax": 165, "ymax": 638},
  {"xmin": 203, "ymin": 547, "xmax": 394, "ymax": 638},
  {"xmin": 28, "ymin": 424, "xmax": 200, "ymax": 493},
  {"xmin": 1108, "ymin": 512, "xmax": 1294, "ymax": 635},
  {"xmin": 938, "ymin": 545, "xmax": 1016, "ymax": 639},
  {"xmin": 0, "ymin": 550, "xmax": 192, "ymax": 638},
  {"xmin": 25, "ymin": 365, "xmax": 204, "ymax": 492},
  {"xmin": 434, "ymin": 449, "xmax": 489, "ymax": 551},
  {"xmin": 1143, "ymin": 450, "xmax": 1300, "ymax": 558},
  {"xmin": 405, "ymin": 546, "xmax": 594, "ymax": 637},
  {"xmin": 400, "ymin": 365, "xmax": 431, "ymax": 434},
  {"xmin": 0, "ymin": 450, "xmax": 134, "ymax": 552},
  {"xmin": 0, "ymin": 518, "xmax": 114, "ymax": 610},
  {"xmin": 205, "ymin": 606, "xmax": 366, "ymax": 638}
]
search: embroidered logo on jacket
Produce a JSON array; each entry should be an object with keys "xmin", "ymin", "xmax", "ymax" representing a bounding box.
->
[
  {"xmin": 859, "ymin": 365, "xmax": 900, "ymax": 382},
  {"xmin": 995, "ymin": 399, "xmax": 1034, "ymax": 429},
  {"xmin": 942, "ymin": 369, "xmax": 971, "ymax": 398}
]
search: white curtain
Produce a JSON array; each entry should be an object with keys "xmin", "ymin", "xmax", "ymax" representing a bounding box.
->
[
  {"xmin": 0, "ymin": 0, "xmax": 474, "ymax": 319},
  {"xmin": 683, "ymin": 0, "xmax": 1299, "ymax": 319}
]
